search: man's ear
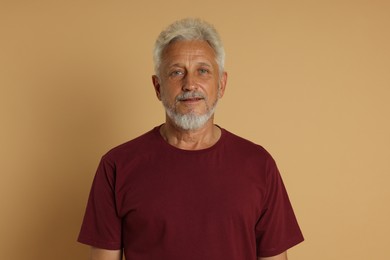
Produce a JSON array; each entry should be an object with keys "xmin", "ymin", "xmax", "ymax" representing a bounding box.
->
[
  {"xmin": 218, "ymin": 71, "xmax": 228, "ymax": 98},
  {"xmin": 152, "ymin": 75, "xmax": 162, "ymax": 101}
]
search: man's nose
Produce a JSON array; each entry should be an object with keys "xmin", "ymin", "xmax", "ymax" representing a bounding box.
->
[{"xmin": 182, "ymin": 73, "xmax": 197, "ymax": 91}]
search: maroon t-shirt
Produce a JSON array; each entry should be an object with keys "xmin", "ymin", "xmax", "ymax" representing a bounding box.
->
[{"xmin": 78, "ymin": 126, "xmax": 304, "ymax": 259}]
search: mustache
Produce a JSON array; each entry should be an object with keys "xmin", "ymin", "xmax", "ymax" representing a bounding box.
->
[{"xmin": 176, "ymin": 91, "xmax": 206, "ymax": 101}]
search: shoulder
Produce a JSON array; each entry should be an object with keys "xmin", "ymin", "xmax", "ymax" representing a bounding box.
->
[
  {"xmin": 101, "ymin": 126, "xmax": 161, "ymax": 163},
  {"xmin": 221, "ymin": 128, "xmax": 272, "ymax": 159},
  {"xmin": 220, "ymin": 128, "xmax": 280, "ymax": 180}
]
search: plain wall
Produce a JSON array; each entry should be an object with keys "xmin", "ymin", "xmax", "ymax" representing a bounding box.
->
[{"xmin": 1, "ymin": 1, "xmax": 389, "ymax": 259}]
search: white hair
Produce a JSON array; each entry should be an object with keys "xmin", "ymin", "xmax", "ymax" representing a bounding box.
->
[{"xmin": 153, "ymin": 18, "xmax": 225, "ymax": 77}]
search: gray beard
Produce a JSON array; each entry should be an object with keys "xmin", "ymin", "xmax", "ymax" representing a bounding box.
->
[
  {"xmin": 164, "ymin": 100, "xmax": 218, "ymax": 131},
  {"xmin": 162, "ymin": 91, "xmax": 219, "ymax": 131}
]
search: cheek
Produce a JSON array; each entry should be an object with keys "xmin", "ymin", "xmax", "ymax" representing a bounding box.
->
[
  {"xmin": 160, "ymin": 87, "xmax": 177, "ymax": 102},
  {"xmin": 210, "ymin": 82, "xmax": 221, "ymax": 96}
]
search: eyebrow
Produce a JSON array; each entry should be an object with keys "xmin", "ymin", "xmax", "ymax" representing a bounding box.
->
[
  {"xmin": 197, "ymin": 62, "xmax": 212, "ymax": 67},
  {"xmin": 168, "ymin": 62, "xmax": 213, "ymax": 68}
]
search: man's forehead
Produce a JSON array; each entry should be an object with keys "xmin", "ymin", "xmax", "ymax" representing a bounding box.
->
[
  {"xmin": 162, "ymin": 40, "xmax": 217, "ymax": 64},
  {"xmin": 164, "ymin": 40, "xmax": 215, "ymax": 55}
]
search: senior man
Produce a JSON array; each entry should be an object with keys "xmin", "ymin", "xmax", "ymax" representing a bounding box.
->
[{"xmin": 78, "ymin": 18, "xmax": 304, "ymax": 260}]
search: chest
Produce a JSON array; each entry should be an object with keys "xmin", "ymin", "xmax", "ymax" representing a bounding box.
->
[{"xmin": 116, "ymin": 156, "xmax": 267, "ymax": 227}]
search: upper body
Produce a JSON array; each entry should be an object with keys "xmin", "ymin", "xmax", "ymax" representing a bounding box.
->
[{"xmin": 78, "ymin": 18, "xmax": 304, "ymax": 259}]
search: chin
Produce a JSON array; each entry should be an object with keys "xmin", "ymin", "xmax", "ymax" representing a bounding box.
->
[{"xmin": 167, "ymin": 108, "xmax": 215, "ymax": 131}]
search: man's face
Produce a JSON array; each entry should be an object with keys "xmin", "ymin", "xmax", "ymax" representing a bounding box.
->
[{"xmin": 152, "ymin": 40, "xmax": 227, "ymax": 130}]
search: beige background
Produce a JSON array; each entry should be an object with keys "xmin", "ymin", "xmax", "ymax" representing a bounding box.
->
[{"xmin": 1, "ymin": 0, "xmax": 389, "ymax": 259}]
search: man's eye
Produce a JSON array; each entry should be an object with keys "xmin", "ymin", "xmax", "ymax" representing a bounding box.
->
[
  {"xmin": 199, "ymin": 68, "xmax": 209, "ymax": 74},
  {"xmin": 170, "ymin": 71, "xmax": 184, "ymax": 76}
]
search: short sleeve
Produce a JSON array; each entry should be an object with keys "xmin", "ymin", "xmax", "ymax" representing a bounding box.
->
[
  {"xmin": 77, "ymin": 157, "xmax": 122, "ymax": 250},
  {"xmin": 255, "ymin": 155, "xmax": 304, "ymax": 257}
]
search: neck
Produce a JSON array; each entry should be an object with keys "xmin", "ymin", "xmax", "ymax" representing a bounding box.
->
[{"xmin": 160, "ymin": 118, "xmax": 221, "ymax": 150}]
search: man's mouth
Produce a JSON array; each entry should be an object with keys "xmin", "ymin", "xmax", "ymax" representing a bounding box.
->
[
  {"xmin": 181, "ymin": 97, "xmax": 203, "ymax": 102},
  {"xmin": 177, "ymin": 92, "xmax": 205, "ymax": 103}
]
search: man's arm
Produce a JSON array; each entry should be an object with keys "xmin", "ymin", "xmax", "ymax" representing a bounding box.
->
[
  {"xmin": 258, "ymin": 251, "xmax": 288, "ymax": 260},
  {"xmin": 90, "ymin": 247, "xmax": 122, "ymax": 260}
]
